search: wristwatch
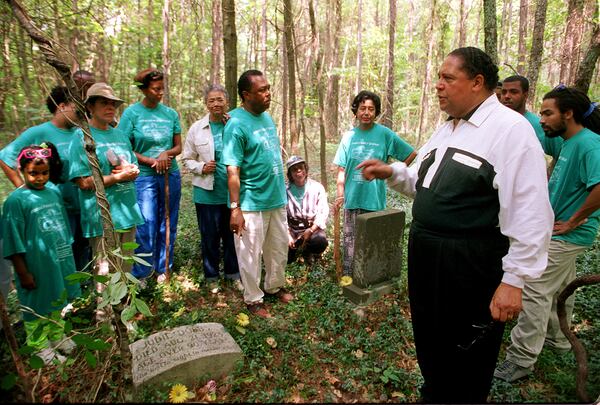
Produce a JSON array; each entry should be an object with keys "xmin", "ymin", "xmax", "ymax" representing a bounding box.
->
[{"xmin": 230, "ymin": 201, "xmax": 240, "ymax": 210}]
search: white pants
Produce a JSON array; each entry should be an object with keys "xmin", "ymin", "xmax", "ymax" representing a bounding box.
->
[
  {"xmin": 506, "ymin": 239, "xmax": 587, "ymax": 368},
  {"xmin": 234, "ymin": 207, "xmax": 288, "ymax": 304}
]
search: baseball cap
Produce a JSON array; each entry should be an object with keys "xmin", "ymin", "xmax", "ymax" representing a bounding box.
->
[{"xmin": 286, "ymin": 155, "xmax": 306, "ymax": 170}]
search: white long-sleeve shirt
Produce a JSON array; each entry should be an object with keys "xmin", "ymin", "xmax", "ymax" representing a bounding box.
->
[{"xmin": 387, "ymin": 94, "xmax": 553, "ymax": 288}]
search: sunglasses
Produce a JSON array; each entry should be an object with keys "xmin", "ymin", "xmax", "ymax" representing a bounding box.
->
[
  {"xmin": 17, "ymin": 147, "xmax": 52, "ymax": 161},
  {"xmin": 457, "ymin": 321, "xmax": 497, "ymax": 351},
  {"xmin": 553, "ymin": 84, "xmax": 567, "ymax": 91}
]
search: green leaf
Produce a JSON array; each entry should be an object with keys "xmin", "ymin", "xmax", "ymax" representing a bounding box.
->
[
  {"xmin": 125, "ymin": 272, "xmax": 140, "ymax": 284},
  {"xmin": 64, "ymin": 320, "xmax": 73, "ymax": 335},
  {"xmin": 121, "ymin": 305, "xmax": 136, "ymax": 322},
  {"xmin": 122, "ymin": 241, "xmax": 139, "ymax": 250},
  {"xmin": 131, "ymin": 255, "xmax": 152, "ymax": 267},
  {"xmin": 17, "ymin": 345, "xmax": 35, "ymax": 355},
  {"xmin": 110, "ymin": 272, "xmax": 122, "ymax": 284},
  {"xmin": 235, "ymin": 326, "xmax": 246, "ymax": 335},
  {"xmin": 84, "ymin": 350, "xmax": 97, "ymax": 368},
  {"xmin": 1, "ymin": 374, "xmax": 17, "ymax": 390},
  {"xmin": 110, "ymin": 281, "xmax": 127, "ymax": 304},
  {"xmin": 65, "ymin": 272, "xmax": 92, "ymax": 281},
  {"xmin": 133, "ymin": 298, "xmax": 152, "ymax": 317},
  {"xmin": 29, "ymin": 355, "xmax": 44, "ymax": 369},
  {"xmin": 94, "ymin": 275, "xmax": 110, "ymax": 283},
  {"xmin": 135, "ymin": 252, "xmax": 153, "ymax": 257}
]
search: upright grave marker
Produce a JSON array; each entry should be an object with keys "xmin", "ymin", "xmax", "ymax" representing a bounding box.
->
[{"xmin": 343, "ymin": 209, "xmax": 406, "ymax": 304}]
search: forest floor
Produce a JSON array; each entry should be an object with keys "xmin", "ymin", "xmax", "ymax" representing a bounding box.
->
[{"xmin": 1, "ymin": 171, "xmax": 599, "ymax": 403}]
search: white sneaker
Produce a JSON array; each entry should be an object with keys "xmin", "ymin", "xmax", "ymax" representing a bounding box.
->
[
  {"xmin": 50, "ymin": 337, "xmax": 76, "ymax": 355},
  {"xmin": 208, "ymin": 282, "xmax": 220, "ymax": 294},
  {"xmin": 232, "ymin": 279, "xmax": 244, "ymax": 292},
  {"xmin": 157, "ymin": 273, "xmax": 168, "ymax": 284},
  {"xmin": 37, "ymin": 348, "xmax": 66, "ymax": 366}
]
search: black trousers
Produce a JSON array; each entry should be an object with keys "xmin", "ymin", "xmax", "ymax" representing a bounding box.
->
[
  {"xmin": 287, "ymin": 229, "xmax": 328, "ymax": 264},
  {"xmin": 408, "ymin": 223, "xmax": 509, "ymax": 403}
]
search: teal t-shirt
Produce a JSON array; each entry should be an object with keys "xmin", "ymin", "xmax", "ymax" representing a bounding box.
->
[
  {"xmin": 0, "ymin": 121, "xmax": 82, "ymax": 213},
  {"xmin": 222, "ymin": 108, "xmax": 286, "ymax": 211},
  {"xmin": 2, "ymin": 187, "xmax": 81, "ymax": 320},
  {"xmin": 333, "ymin": 123, "xmax": 414, "ymax": 211},
  {"xmin": 289, "ymin": 183, "xmax": 306, "ymax": 208},
  {"xmin": 118, "ymin": 102, "xmax": 182, "ymax": 176},
  {"xmin": 68, "ymin": 127, "xmax": 144, "ymax": 237},
  {"xmin": 525, "ymin": 111, "xmax": 563, "ymax": 160},
  {"xmin": 549, "ymin": 127, "xmax": 600, "ymax": 246},
  {"xmin": 193, "ymin": 121, "xmax": 228, "ymax": 205}
]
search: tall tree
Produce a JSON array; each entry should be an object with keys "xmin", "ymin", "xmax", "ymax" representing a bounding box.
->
[
  {"xmin": 457, "ymin": 0, "xmax": 467, "ymax": 48},
  {"xmin": 210, "ymin": 0, "xmax": 222, "ymax": 84},
  {"xmin": 222, "ymin": 0, "xmax": 237, "ymax": 108},
  {"xmin": 517, "ymin": 0, "xmax": 528, "ymax": 72},
  {"xmin": 162, "ymin": 0, "xmax": 171, "ymax": 105},
  {"xmin": 381, "ymin": 0, "xmax": 396, "ymax": 129},
  {"xmin": 526, "ymin": 0, "xmax": 548, "ymax": 109},
  {"xmin": 355, "ymin": 0, "xmax": 362, "ymax": 94},
  {"xmin": 283, "ymin": 0, "xmax": 299, "ymax": 154},
  {"xmin": 574, "ymin": 18, "xmax": 600, "ymax": 93},
  {"xmin": 560, "ymin": 0, "xmax": 585, "ymax": 85},
  {"xmin": 416, "ymin": 0, "xmax": 436, "ymax": 146},
  {"xmin": 483, "ymin": 0, "xmax": 498, "ymax": 64},
  {"xmin": 260, "ymin": 0, "xmax": 267, "ymax": 72}
]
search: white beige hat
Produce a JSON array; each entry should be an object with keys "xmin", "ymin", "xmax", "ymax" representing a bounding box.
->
[{"xmin": 84, "ymin": 82, "xmax": 124, "ymax": 107}]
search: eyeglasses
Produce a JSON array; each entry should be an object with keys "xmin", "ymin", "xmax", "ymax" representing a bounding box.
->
[
  {"xmin": 457, "ymin": 321, "xmax": 496, "ymax": 351},
  {"xmin": 17, "ymin": 147, "xmax": 52, "ymax": 161}
]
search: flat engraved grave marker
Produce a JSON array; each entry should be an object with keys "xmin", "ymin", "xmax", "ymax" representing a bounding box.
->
[{"xmin": 130, "ymin": 322, "xmax": 242, "ymax": 388}]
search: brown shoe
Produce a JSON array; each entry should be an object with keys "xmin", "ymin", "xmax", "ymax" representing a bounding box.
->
[
  {"xmin": 247, "ymin": 303, "xmax": 272, "ymax": 318},
  {"xmin": 266, "ymin": 288, "xmax": 294, "ymax": 304}
]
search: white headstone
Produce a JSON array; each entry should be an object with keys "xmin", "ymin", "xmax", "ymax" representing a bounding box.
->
[{"xmin": 130, "ymin": 322, "xmax": 243, "ymax": 387}]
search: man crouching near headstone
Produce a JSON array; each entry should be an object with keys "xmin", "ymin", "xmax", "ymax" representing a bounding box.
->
[{"xmin": 357, "ymin": 47, "xmax": 553, "ymax": 403}]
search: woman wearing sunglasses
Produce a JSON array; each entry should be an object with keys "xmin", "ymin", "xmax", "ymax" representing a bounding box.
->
[{"xmin": 118, "ymin": 68, "xmax": 182, "ymax": 284}]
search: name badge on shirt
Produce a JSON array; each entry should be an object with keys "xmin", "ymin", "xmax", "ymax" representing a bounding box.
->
[{"xmin": 452, "ymin": 152, "xmax": 482, "ymax": 169}]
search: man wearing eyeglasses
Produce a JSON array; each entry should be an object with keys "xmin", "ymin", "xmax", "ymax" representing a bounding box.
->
[
  {"xmin": 0, "ymin": 86, "xmax": 90, "ymax": 274},
  {"xmin": 357, "ymin": 47, "xmax": 553, "ymax": 402},
  {"xmin": 495, "ymin": 86, "xmax": 600, "ymax": 382}
]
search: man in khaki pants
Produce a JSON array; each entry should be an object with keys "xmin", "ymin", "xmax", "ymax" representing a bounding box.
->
[{"xmin": 495, "ymin": 86, "xmax": 600, "ymax": 382}]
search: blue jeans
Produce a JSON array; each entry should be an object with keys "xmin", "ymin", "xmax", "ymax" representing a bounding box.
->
[
  {"xmin": 195, "ymin": 203, "xmax": 239, "ymax": 281},
  {"xmin": 132, "ymin": 171, "xmax": 181, "ymax": 278}
]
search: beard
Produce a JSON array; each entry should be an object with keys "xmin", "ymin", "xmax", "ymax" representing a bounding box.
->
[{"xmin": 542, "ymin": 121, "xmax": 567, "ymax": 138}]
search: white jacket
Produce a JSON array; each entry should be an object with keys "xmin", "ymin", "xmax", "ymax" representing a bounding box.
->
[{"xmin": 182, "ymin": 113, "xmax": 216, "ymax": 190}]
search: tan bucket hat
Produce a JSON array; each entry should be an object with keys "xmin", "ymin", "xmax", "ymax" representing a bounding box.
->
[{"xmin": 84, "ymin": 82, "xmax": 124, "ymax": 107}]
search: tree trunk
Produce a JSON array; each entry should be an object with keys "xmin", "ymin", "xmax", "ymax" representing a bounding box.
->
[
  {"xmin": 162, "ymin": 0, "xmax": 171, "ymax": 106},
  {"xmin": 458, "ymin": 0, "xmax": 467, "ymax": 48},
  {"xmin": 355, "ymin": 0, "xmax": 362, "ymax": 94},
  {"xmin": 284, "ymin": 0, "xmax": 298, "ymax": 155},
  {"xmin": 222, "ymin": 0, "xmax": 238, "ymax": 107},
  {"xmin": 281, "ymin": 28, "xmax": 289, "ymax": 152},
  {"xmin": 560, "ymin": 0, "xmax": 585, "ymax": 84},
  {"xmin": 526, "ymin": 0, "xmax": 548, "ymax": 109},
  {"xmin": 326, "ymin": 0, "xmax": 341, "ymax": 141},
  {"xmin": 381, "ymin": 0, "xmax": 396, "ymax": 129},
  {"xmin": 502, "ymin": 0, "xmax": 513, "ymax": 64},
  {"xmin": 210, "ymin": 0, "xmax": 222, "ymax": 85},
  {"xmin": 517, "ymin": 0, "xmax": 528, "ymax": 72},
  {"xmin": 417, "ymin": 0, "xmax": 436, "ymax": 146},
  {"xmin": 483, "ymin": 0, "xmax": 498, "ymax": 64},
  {"xmin": 260, "ymin": 0, "xmax": 268, "ymax": 72},
  {"xmin": 574, "ymin": 20, "xmax": 600, "ymax": 93}
]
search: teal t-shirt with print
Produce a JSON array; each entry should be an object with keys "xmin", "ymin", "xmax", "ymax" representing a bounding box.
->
[
  {"xmin": 333, "ymin": 123, "xmax": 414, "ymax": 211},
  {"xmin": 2, "ymin": 187, "xmax": 81, "ymax": 321},
  {"xmin": 118, "ymin": 102, "xmax": 182, "ymax": 176},
  {"xmin": 0, "ymin": 121, "xmax": 82, "ymax": 213},
  {"xmin": 193, "ymin": 121, "xmax": 229, "ymax": 205},
  {"xmin": 68, "ymin": 127, "xmax": 144, "ymax": 237},
  {"xmin": 222, "ymin": 108, "xmax": 286, "ymax": 211},
  {"xmin": 549, "ymin": 127, "xmax": 600, "ymax": 246},
  {"xmin": 525, "ymin": 111, "xmax": 562, "ymax": 159}
]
